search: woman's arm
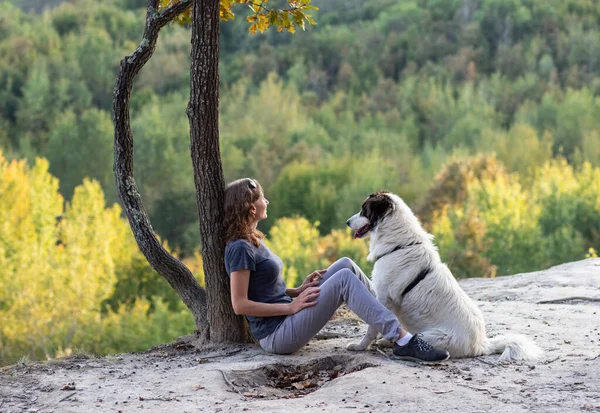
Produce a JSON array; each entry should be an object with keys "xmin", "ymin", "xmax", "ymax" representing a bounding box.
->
[
  {"xmin": 286, "ymin": 287, "xmax": 299, "ymax": 298},
  {"xmin": 285, "ymin": 270, "xmax": 326, "ymax": 298},
  {"xmin": 230, "ymin": 269, "xmax": 319, "ymax": 316}
]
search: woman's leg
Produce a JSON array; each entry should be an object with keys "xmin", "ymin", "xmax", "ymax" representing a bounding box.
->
[
  {"xmin": 320, "ymin": 257, "xmax": 376, "ymax": 296},
  {"xmin": 259, "ymin": 268, "xmax": 402, "ymax": 354}
]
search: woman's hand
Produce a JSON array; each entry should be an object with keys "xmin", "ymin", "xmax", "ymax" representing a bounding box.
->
[
  {"xmin": 289, "ymin": 286, "xmax": 320, "ymax": 314},
  {"xmin": 297, "ymin": 269, "xmax": 326, "ymax": 294}
]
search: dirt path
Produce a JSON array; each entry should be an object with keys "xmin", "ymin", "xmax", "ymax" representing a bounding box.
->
[{"xmin": 1, "ymin": 258, "xmax": 599, "ymax": 413}]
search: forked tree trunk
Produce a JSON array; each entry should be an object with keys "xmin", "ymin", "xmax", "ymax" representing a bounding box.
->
[
  {"xmin": 113, "ymin": 0, "xmax": 210, "ymax": 339},
  {"xmin": 188, "ymin": 0, "xmax": 251, "ymax": 342}
]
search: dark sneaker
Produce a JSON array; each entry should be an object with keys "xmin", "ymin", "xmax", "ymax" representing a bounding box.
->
[{"xmin": 392, "ymin": 334, "xmax": 450, "ymax": 362}]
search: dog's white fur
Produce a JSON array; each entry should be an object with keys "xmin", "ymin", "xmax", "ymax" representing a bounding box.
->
[{"xmin": 346, "ymin": 193, "xmax": 542, "ymax": 361}]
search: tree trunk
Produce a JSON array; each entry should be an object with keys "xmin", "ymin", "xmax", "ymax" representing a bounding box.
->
[
  {"xmin": 113, "ymin": 0, "xmax": 210, "ymax": 339},
  {"xmin": 188, "ymin": 0, "xmax": 250, "ymax": 342}
]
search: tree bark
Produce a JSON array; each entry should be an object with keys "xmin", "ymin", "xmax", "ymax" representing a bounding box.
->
[
  {"xmin": 188, "ymin": 0, "xmax": 250, "ymax": 342},
  {"xmin": 113, "ymin": 0, "xmax": 210, "ymax": 339}
]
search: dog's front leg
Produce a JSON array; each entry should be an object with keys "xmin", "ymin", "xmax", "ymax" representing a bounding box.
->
[{"xmin": 346, "ymin": 325, "xmax": 378, "ymax": 351}]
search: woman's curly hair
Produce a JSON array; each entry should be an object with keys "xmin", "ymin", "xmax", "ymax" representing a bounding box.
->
[{"xmin": 224, "ymin": 178, "xmax": 265, "ymax": 247}]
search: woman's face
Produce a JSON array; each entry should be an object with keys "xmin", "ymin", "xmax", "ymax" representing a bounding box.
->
[{"xmin": 251, "ymin": 192, "xmax": 269, "ymax": 222}]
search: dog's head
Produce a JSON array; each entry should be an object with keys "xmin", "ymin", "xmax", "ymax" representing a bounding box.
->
[{"xmin": 346, "ymin": 191, "xmax": 395, "ymax": 239}]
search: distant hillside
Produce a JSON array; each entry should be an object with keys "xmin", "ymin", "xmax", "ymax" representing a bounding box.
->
[
  {"xmin": 1, "ymin": 0, "xmax": 598, "ymax": 367},
  {"xmin": 8, "ymin": 0, "xmax": 144, "ymax": 12},
  {"xmin": 1, "ymin": 0, "xmax": 599, "ymax": 268},
  {"xmin": 8, "ymin": 0, "xmax": 74, "ymax": 12}
]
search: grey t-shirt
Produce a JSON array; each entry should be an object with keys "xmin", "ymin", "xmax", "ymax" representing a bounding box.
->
[{"xmin": 224, "ymin": 239, "xmax": 292, "ymax": 340}]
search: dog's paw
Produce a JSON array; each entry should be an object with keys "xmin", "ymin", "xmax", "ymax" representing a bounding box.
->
[{"xmin": 346, "ymin": 342, "xmax": 368, "ymax": 351}]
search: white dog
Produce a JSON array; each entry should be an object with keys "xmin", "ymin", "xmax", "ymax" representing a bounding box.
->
[{"xmin": 345, "ymin": 191, "xmax": 541, "ymax": 361}]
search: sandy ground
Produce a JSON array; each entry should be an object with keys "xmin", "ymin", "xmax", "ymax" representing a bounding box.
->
[{"xmin": 1, "ymin": 258, "xmax": 599, "ymax": 413}]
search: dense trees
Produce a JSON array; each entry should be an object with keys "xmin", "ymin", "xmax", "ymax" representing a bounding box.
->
[
  {"xmin": 429, "ymin": 157, "xmax": 600, "ymax": 277},
  {"xmin": 1, "ymin": 0, "xmax": 599, "ymax": 363},
  {"xmin": 0, "ymin": 151, "xmax": 195, "ymax": 364}
]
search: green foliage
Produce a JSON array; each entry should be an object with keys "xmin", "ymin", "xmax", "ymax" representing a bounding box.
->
[
  {"xmin": 266, "ymin": 216, "xmax": 371, "ymax": 288},
  {"xmin": 0, "ymin": 152, "xmax": 194, "ymax": 366},
  {"xmin": 533, "ymin": 160, "xmax": 600, "ymax": 252},
  {"xmin": 50, "ymin": 2, "xmax": 86, "ymax": 36},
  {"xmin": 74, "ymin": 27, "xmax": 121, "ymax": 109},
  {"xmin": 45, "ymin": 108, "xmax": 115, "ymax": 202},
  {"xmin": 416, "ymin": 155, "xmax": 507, "ymax": 226},
  {"xmin": 266, "ymin": 158, "xmax": 349, "ymax": 234},
  {"xmin": 14, "ymin": 59, "xmax": 54, "ymax": 151},
  {"xmin": 102, "ymin": 248, "xmax": 184, "ymax": 313},
  {"xmin": 476, "ymin": 123, "xmax": 553, "ymax": 180},
  {"xmin": 266, "ymin": 217, "xmax": 321, "ymax": 287},
  {"xmin": 428, "ymin": 156, "xmax": 600, "ymax": 277},
  {"xmin": 317, "ymin": 228, "xmax": 373, "ymax": 276},
  {"xmin": 73, "ymin": 298, "xmax": 193, "ymax": 357},
  {"xmin": 220, "ymin": 74, "xmax": 331, "ymax": 187},
  {"xmin": 4, "ymin": 0, "xmax": 600, "ymax": 253},
  {"xmin": 3, "ymin": 0, "xmax": 600, "ymax": 364}
]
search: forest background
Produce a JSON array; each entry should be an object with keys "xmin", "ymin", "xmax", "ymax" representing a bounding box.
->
[{"xmin": 1, "ymin": 0, "xmax": 599, "ymax": 366}]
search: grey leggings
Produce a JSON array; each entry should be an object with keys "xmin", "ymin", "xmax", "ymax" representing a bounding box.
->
[{"xmin": 259, "ymin": 257, "xmax": 403, "ymax": 354}]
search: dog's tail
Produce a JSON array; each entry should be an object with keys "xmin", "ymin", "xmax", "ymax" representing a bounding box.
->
[{"xmin": 483, "ymin": 334, "xmax": 542, "ymax": 362}]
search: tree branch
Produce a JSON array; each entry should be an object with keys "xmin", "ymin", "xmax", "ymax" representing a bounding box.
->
[
  {"xmin": 113, "ymin": 0, "xmax": 208, "ymax": 338},
  {"xmin": 156, "ymin": 0, "xmax": 193, "ymax": 27}
]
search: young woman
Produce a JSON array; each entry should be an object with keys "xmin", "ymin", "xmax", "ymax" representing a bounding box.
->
[{"xmin": 223, "ymin": 178, "xmax": 449, "ymax": 362}]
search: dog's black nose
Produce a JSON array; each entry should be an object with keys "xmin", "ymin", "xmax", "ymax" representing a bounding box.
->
[{"xmin": 346, "ymin": 219, "xmax": 351, "ymax": 227}]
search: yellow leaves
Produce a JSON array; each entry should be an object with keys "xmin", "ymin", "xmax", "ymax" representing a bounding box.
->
[
  {"xmin": 427, "ymin": 155, "xmax": 600, "ymax": 278},
  {"xmin": 0, "ymin": 157, "xmax": 32, "ymax": 228},
  {"xmin": 174, "ymin": 12, "xmax": 192, "ymax": 26},
  {"xmin": 267, "ymin": 8, "xmax": 316, "ymax": 34},
  {"xmin": 0, "ymin": 155, "xmax": 164, "ymax": 365},
  {"xmin": 248, "ymin": 13, "xmax": 270, "ymax": 33},
  {"xmin": 182, "ymin": 251, "xmax": 206, "ymax": 287},
  {"xmin": 240, "ymin": 0, "xmax": 317, "ymax": 34},
  {"xmin": 158, "ymin": 0, "xmax": 317, "ymax": 33},
  {"xmin": 249, "ymin": 0, "xmax": 261, "ymax": 13},
  {"xmin": 290, "ymin": 9, "xmax": 305, "ymax": 30},
  {"xmin": 266, "ymin": 217, "xmax": 320, "ymax": 287},
  {"xmin": 220, "ymin": 1, "xmax": 235, "ymax": 21},
  {"xmin": 304, "ymin": 13, "xmax": 316, "ymax": 25},
  {"xmin": 159, "ymin": 0, "xmax": 185, "ymax": 9},
  {"xmin": 159, "ymin": 0, "xmax": 191, "ymax": 26}
]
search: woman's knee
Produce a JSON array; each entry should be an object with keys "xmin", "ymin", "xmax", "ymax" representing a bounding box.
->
[
  {"xmin": 329, "ymin": 268, "xmax": 357, "ymax": 285},
  {"xmin": 334, "ymin": 257, "xmax": 355, "ymax": 272}
]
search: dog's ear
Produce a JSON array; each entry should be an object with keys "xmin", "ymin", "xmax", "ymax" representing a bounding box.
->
[{"xmin": 362, "ymin": 192, "xmax": 394, "ymax": 224}]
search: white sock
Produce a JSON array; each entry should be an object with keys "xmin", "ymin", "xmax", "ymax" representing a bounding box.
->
[{"xmin": 396, "ymin": 332, "xmax": 413, "ymax": 347}]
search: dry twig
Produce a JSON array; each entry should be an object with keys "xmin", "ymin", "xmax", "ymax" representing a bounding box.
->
[
  {"xmin": 537, "ymin": 297, "xmax": 600, "ymax": 304},
  {"xmin": 201, "ymin": 348, "xmax": 243, "ymax": 360},
  {"xmin": 456, "ymin": 383, "xmax": 493, "ymax": 394},
  {"xmin": 59, "ymin": 392, "xmax": 76, "ymax": 403},
  {"xmin": 218, "ymin": 369, "xmax": 247, "ymax": 400}
]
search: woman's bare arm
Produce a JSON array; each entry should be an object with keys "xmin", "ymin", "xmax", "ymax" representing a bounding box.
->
[
  {"xmin": 230, "ymin": 269, "xmax": 319, "ymax": 316},
  {"xmin": 286, "ymin": 287, "xmax": 299, "ymax": 298}
]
